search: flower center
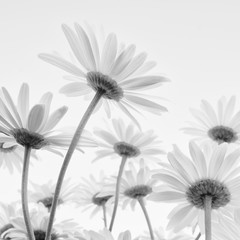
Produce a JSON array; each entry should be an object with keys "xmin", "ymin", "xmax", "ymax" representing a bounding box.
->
[
  {"xmin": 208, "ymin": 126, "xmax": 237, "ymax": 144},
  {"xmin": 92, "ymin": 193, "xmax": 113, "ymax": 206},
  {"xmin": 11, "ymin": 128, "xmax": 49, "ymax": 149},
  {"xmin": 0, "ymin": 143, "xmax": 17, "ymax": 153},
  {"xmin": 186, "ymin": 179, "xmax": 231, "ymax": 209},
  {"xmin": 114, "ymin": 141, "xmax": 140, "ymax": 158},
  {"xmin": 124, "ymin": 185, "xmax": 152, "ymax": 199},
  {"xmin": 38, "ymin": 197, "xmax": 63, "ymax": 211},
  {"xmin": 34, "ymin": 230, "xmax": 58, "ymax": 240},
  {"xmin": 86, "ymin": 71, "xmax": 123, "ymax": 101}
]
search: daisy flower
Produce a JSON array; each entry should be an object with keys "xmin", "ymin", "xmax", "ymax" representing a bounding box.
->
[
  {"xmin": 75, "ymin": 172, "xmax": 113, "ymax": 228},
  {"xmin": 0, "ymin": 83, "xmax": 93, "ymax": 153},
  {"xmin": 93, "ymin": 118, "xmax": 164, "ymax": 163},
  {"xmin": 39, "ymin": 23, "xmax": 169, "ymax": 125},
  {"xmin": 182, "ymin": 96, "xmax": 240, "ymax": 146},
  {"xmin": 29, "ymin": 178, "xmax": 79, "ymax": 212},
  {"xmin": 150, "ymin": 141, "xmax": 240, "ymax": 238},
  {"xmin": 5, "ymin": 206, "xmax": 80, "ymax": 240}
]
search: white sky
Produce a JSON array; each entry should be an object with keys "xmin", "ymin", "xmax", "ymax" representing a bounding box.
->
[{"xmin": 0, "ymin": 0, "xmax": 240, "ymax": 238}]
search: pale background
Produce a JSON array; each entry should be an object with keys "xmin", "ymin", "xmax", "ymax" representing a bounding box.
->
[{"xmin": 0, "ymin": 0, "xmax": 240, "ymax": 238}]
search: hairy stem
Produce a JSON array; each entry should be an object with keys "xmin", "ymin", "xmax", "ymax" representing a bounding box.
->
[
  {"xmin": 138, "ymin": 197, "xmax": 154, "ymax": 240},
  {"xmin": 204, "ymin": 196, "xmax": 212, "ymax": 240},
  {"xmin": 45, "ymin": 90, "xmax": 103, "ymax": 240},
  {"xmin": 22, "ymin": 146, "xmax": 35, "ymax": 240},
  {"xmin": 109, "ymin": 156, "xmax": 127, "ymax": 231},
  {"xmin": 195, "ymin": 232, "xmax": 201, "ymax": 240},
  {"xmin": 103, "ymin": 204, "xmax": 107, "ymax": 228}
]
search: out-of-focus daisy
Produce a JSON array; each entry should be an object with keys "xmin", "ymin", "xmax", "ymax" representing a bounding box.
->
[
  {"xmin": 0, "ymin": 202, "xmax": 22, "ymax": 239},
  {"xmin": 182, "ymin": 96, "xmax": 240, "ymax": 145},
  {"xmin": 135, "ymin": 226, "xmax": 195, "ymax": 240},
  {"xmin": 29, "ymin": 179, "xmax": 79, "ymax": 212},
  {"xmin": 5, "ymin": 206, "xmax": 80, "ymax": 240},
  {"xmin": 0, "ymin": 83, "xmax": 94, "ymax": 153},
  {"xmin": 75, "ymin": 172, "xmax": 113, "ymax": 227},
  {"xmin": 76, "ymin": 228, "xmax": 132, "ymax": 240},
  {"xmin": 102, "ymin": 160, "xmax": 156, "ymax": 240},
  {"xmin": 93, "ymin": 118, "xmax": 164, "ymax": 163},
  {"xmin": 150, "ymin": 142, "xmax": 240, "ymax": 238},
  {"xmin": 39, "ymin": 23, "xmax": 169, "ymax": 125}
]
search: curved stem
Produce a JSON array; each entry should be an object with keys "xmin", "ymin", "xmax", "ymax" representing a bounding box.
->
[
  {"xmin": 195, "ymin": 232, "xmax": 201, "ymax": 240},
  {"xmin": 138, "ymin": 197, "xmax": 154, "ymax": 240},
  {"xmin": 204, "ymin": 196, "xmax": 212, "ymax": 240},
  {"xmin": 109, "ymin": 156, "xmax": 127, "ymax": 232},
  {"xmin": 103, "ymin": 204, "xmax": 107, "ymax": 228},
  {"xmin": 22, "ymin": 146, "xmax": 35, "ymax": 240},
  {"xmin": 45, "ymin": 90, "xmax": 103, "ymax": 240}
]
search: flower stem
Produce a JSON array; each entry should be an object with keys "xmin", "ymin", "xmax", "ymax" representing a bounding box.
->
[
  {"xmin": 45, "ymin": 90, "xmax": 103, "ymax": 240},
  {"xmin": 138, "ymin": 197, "xmax": 154, "ymax": 240},
  {"xmin": 195, "ymin": 232, "xmax": 201, "ymax": 240},
  {"xmin": 22, "ymin": 146, "xmax": 35, "ymax": 240},
  {"xmin": 109, "ymin": 155, "xmax": 128, "ymax": 232},
  {"xmin": 204, "ymin": 196, "xmax": 212, "ymax": 240},
  {"xmin": 103, "ymin": 204, "xmax": 107, "ymax": 228}
]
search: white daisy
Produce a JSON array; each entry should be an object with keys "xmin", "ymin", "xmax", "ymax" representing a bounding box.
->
[
  {"xmin": 0, "ymin": 83, "xmax": 93, "ymax": 153},
  {"xmin": 150, "ymin": 141, "xmax": 240, "ymax": 236},
  {"xmin": 182, "ymin": 96, "xmax": 240, "ymax": 146},
  {"xmin": 75, "ymin": 172, "xmax": 113, "ymax": 227},
  {"xmin": 6, "ymin": 206, "xmax": 80, "ymax": 240},
  {"xmin": 39, "ymin": 23, "xmax": 169, "ymax": 125},
  {"xmin": 29, "ymin": 178, "xmax": 79, "ymax": 212},
  {"xmin": 93, "ymin": 118, "xmax": 164, "ymax": 163}
]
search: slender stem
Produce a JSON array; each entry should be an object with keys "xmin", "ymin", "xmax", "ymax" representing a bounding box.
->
[
  {"xmin": 138, "ymin": 197, "xmax": 154, "ymax": 240},
  {"xmin": 204, "ymin": 196, "xmax": 212, "ymax": 240},
  {"xmin": 22, "ymin": 146, "xmax": 35, "ymax": 240},
  {"xmin": 45, "ymin": 90, "xmax": 103, "ymax": 240},
  {"xmin": 109, "ymin": 156, "xmax": 128, "ymax": 231},
  {"xmin": 195, "ymin": 232, "xmax": 201, "ymax": 240},
  {"xmin": 103, "ymin": 204, "xmax": 107, "ymax": 228}
]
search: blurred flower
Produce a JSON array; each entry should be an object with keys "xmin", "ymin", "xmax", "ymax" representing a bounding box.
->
[
  {"xmin": 150, "ymin": 142, "xmax": 240, "ymax": 234},
  {"xmin": 182, "ymin": 96, "xmax": 240, "ymax": 146},
  {"xmin": 135, "ymin": 226, "xmax": 195, "ymax": 240},
  {"xmin": 39, "ymin": 23, "xmax": 169, "ymax": 126},
  {"xmin": 75, "ymin": 172, "xmax": 113, "ymax": 219},
  {"xmin": 102, "ymin": 160, "xmax": 157, "ymax": 210},
  {"xmin": 0, "ymin": 202, "xmax": 22, "ymax": 239},
  {"xmin": 29, "ymin": 178, "xmax": 79, "ymax": 211},
  {"xmin": 0, "ymin": 83, "xmax": 94, "ymax": 155},
  {"xmin": 5, "ymin": 205, "xmax": 80, "ymax": 240},
  {"xmin": 93, "ymin": 118, "xmax": 164, "ymax": 163}
]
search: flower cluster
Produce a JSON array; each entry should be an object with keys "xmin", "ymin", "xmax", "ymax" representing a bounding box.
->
[{"xmin": 0, "ymin": 22, "xmax": 240, "ymax": 240}]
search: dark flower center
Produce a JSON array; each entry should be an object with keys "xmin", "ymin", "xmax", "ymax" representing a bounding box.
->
[
  {"xmin": 0, "ymin": 143, "xmax": 17, "ymax": 153},
  {"xmin": 92, "ymin": 193, "xmax": 113, "ymax": 206},
  {"xmin": 124, "ymin": 185, "xmax": 152, "ymax": 199},
  {"xmin": 11, "ymin": 128, "xmax": 49, "ymax": 149},
  {"xmin": 86, "ymin": 71, "xmax": 123, "ymax": 101},
  {"xmin": 38, "ymin": 197, "xmax": 63, "ymax": 211},
  {"xmin": 114, "ymin": 141, "xmax": 140, "ymax": 158},
  {"xmin": 186, "ymin": 179, "xmax": 231, "ymax": 209},
  {"xmin": 208, "ymin": 126, "xmax": 237, "ymax": 144},
  {"xmin": 34, "ymin": 230, "xmax": 58, "ymax": 240}
]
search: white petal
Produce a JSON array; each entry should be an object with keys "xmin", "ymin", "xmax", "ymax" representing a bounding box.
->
[
  {"xmin": 60, "ymin": 82, "xmax": 92, "ymax": 97},
  {"xmin": 27, "ymin": 104, "xmax": 45, "ymax": 132},
  {"xmin": 17, "ymin": 83, "xmax": 29, "ymax": 127}
]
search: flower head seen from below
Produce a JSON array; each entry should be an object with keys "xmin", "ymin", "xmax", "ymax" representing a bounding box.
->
[
  {"xmin": 102, "ymin": 160, "xmax": 157, "ymax": 210},
  {"xmin": 5, "ymin": 206, "xmax": 80, "ymax": 240},
  {"xmin": 0, "ymin": 83, "xmax": 93, "ymax": 155},
  {"xmin": 150, "ymin": 141, "xmax": 240, "ymax": 233},
  {"xmin": 93, "ymin": 118, "xmax": 164, "ymax": 163},
  {"xmin": 75, "ymin": 172, "xmax": 113, "ymax": 218},
  {"xmin": 39, "ymin": 23, "xmax": 169, "ymax": 125},
  {"xmin": 182, "ymin": 96, "xmax": 240, "ymax": 145},
  {"xmin": 29, "ymin": 178, "xmax": 79, "ymax": 212}
]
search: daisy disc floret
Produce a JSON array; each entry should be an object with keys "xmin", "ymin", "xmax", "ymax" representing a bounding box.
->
[
  {"xmin": 150, "ymin": 141, "xmax": 240, "ymax": 233},
  {"xmin": 39, "ymin": 23, "xmax": 169, "ymax": 125},
  {"xmin": 93, "ymin": 118, "xmax": 164, "ymax": 163},
  {"xmin": 182, "ymin": 96, "xmax": 240, "ymax": 145}
]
